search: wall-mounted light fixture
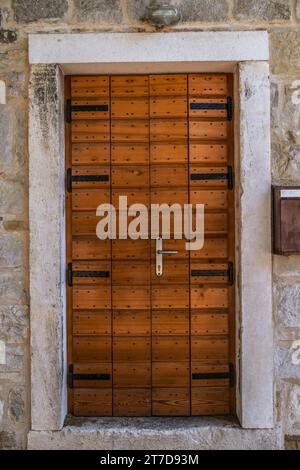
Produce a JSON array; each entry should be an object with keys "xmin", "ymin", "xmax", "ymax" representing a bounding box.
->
[{"xmin": 145, "ymin": 3, "xmax": 181, "ymax": 27}]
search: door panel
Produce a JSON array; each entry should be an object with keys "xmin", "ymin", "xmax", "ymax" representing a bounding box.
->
[
  {"xmin": 73, "ymin": 312, "xmax": 111, "ymax": 336},
  {"xmin": 73, "ymin": 287, "xmax": 111, "ymax": 310},
  {"xmin": 188, "ymin": 74, "xmax": 228, "ymax": 96},
  {"xmin": 72, "ymin": 237, "xmax": 110, "ymax": 260},
  {"xmin": 71, "ymin": 76, "xmax": 109, "ymax": 97},
  {"xmin": 113, "ymin": 310, "xmax": 151, "ymax": 337},
  {"xmin": 152, "ymin": 389, "xmax": 190, "ymax": 416},
  {"xmin": 191, "ymin": 313, "xmax": 229, "ymax": 335},
  {"xmin": 72, "ymin": 189, "xmax": 110, "ymax": 211},
  {"xmin": 111, "ymin": 165, "xmax": 149, "ymax": 188},
  {"xmin": 111, "ymin": 120, "xmax": 149, "ymax": 142},
  {"xmin": 191, "ymin": 287, "xmax": 228, "ymax": 309},
  {"xmin": 111, "ymin": 98, "xmax": 149, "ymax": 119},
  {"xmin": 72, "ymin": 363, "xmax": 112, "ymax": 388},
  {"xmin": 150, "ymin": 143, "xmax": 188, "ymax": 163},
  {"xmin": 73, "ymin": 389, "xmax": 112, "ymax": 416},
  {"xmin": 150, "ymin": 96, "xmax": 187, "ymax": 118},
  {"xmin": 152, "ymin": 310, "xmax": 190, "ymax": 336},
  {"xmin": 150, "ymin": 119, "xmax": 188, "ymax": 141},
  {"xmin": 190, "ymin": 143, "xmax": 227, "ymax": 164},
  {"xmin": 149, "ymin": 74, "xmax": 187, "ymax": 96},
  {"xmin": 111, "ymin": 143, "xmax": 149, "ymax": 164},
  {"xmin": 113, "ymin": 364, "xmax": 151, "ymax": 388},
  {"xmin": 152, "ymin": 337, "xmax": 190, "ymax": 362},
  {"xmin": 191, "ymin": 388, "xmax": 230, "ymax": 415},
  {"xmin": 114, "ymin": 389, "xmax": 151, "ymax": 416},
  {"xmin": 73, "ymin": 337, "xmax": 111, "ymax": 362},
  {"xmin": 72, "ymin": 120, "xmax": 110, "ymax": 142},
  {"xmin": 72, "ymin": 143, "xmax": 110, "ymax": 165},
  {"xmin": 66, "ymin": 73, "xmax": 235, "ymax": 417},
  {"xmin": 152, "ymin": 363, "xmax": 190, "ymax": 387}
]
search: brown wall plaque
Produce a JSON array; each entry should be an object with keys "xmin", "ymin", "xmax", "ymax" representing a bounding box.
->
[{"xmin": 272, "ymin": 186, "xmax": 300, "ymax": 254}]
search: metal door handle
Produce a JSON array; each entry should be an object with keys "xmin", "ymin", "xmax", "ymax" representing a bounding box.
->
[{"xmin": 156, "ymin": 238, "xmax": 178, "ymax": 277}]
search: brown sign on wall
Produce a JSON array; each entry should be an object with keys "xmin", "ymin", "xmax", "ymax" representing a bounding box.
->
[{"xmin": 273, "ymin": 186, "xmax": 300, "ymax": 255}]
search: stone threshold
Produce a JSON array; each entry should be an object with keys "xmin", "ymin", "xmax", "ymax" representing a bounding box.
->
[{"xmin": 28, "ymin": 416, "xmax": 283, "ymax": 450}]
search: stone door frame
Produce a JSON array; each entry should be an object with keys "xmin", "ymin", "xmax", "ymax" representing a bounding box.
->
[{"xmin": 28, "ymin": 31, "xmax": 273, "ymax": 434}]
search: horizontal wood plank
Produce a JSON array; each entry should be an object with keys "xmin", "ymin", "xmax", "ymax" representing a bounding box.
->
[
  {"xmin": 189, "ymin": 74, "xmax": 228, "ymax": 97},
  {"xmin": 152, "ymin": 388, "xmax": 190, "ymax": 416},
  {"xmin": 113, "ymin": 389, "xmax": 151, "ymax": 416},
  {"xmin": 73, "ymin": 389, "xmax": 112, "ymax": 416},
  {"xmin": 72, "ymin": 143, "xmax": 110, "ymax": 165},
  {"xmin": 191, "ymin": 287, "xmax": 228, "ymax": 309},
  {"xmin": 152, "ymin": 337, "xmax": 190, "ymax": 362},
  {"xmin": 113, "ymin": 310, "xmax": 151, "ymax": 336},
  {"xmin": 191, "ymin": 387, "xmax": 230, "ymax": 415},
  {"xmin": 152, "ymin": 310, "xmax": 189, "ymax": 336},
  {"xmin": 73, "ymin": 312, "xmax": 111, "ymax": 336}
]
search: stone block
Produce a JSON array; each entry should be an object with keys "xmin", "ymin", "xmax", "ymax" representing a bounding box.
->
[
  {"xmin": 285, "ymin": 436, "xmax": 300, "ymax": 449},
  {"xmin": 285, "ymin": 384, "xmax": 300, "ymax": 435},
  {"xmin": 0, "ymin": 233, "xmax": 23, "ymax": 267},
  {"xmin": 275, "ymin": 342, "xmax": 300, "ymax": 380},
  {"xmin": 0, "ymin": 271, "xmax": 26, "ymax": 304},
  {"xmin": 0, "ymin": 50, "xmax": 27, "ymax": 73},
  {"xmin": 297, "ymin": 1, "xmax": 300, "ymax": 19},
  {"xmin": 128, "ymin": 0, "xmax": 230, "ymax": 23},
  {"xmin": 0, "ymin": 400, "xmax": 4, "ymax": 429},
  {"xmin": 274, "ymin": 280, "xmax": 300, "ymax": 327},
  {"xmin": 73, "ymin": 0, "xmax": 123, "ymax": 23},
  {"xmin": 13, "ymin": 0, "xmax": 68, "ymax": 23},
  {"xmin": 234, "ymin": 0, "xmax": 291, "ymax": 21},
  {"xmin": 272, "ymin": 141, "xmax": 300, "ymax": 182},
  {"xmin": 14, "ymin": 104, "xmax": 27, "ymax": 167},
  {"xmin": 0, "ymin": 431, "xmax": 17, "ymax": 449},
  {"xmin": 0, "ymin": 305, "xmax": 28, "ymax": 342},
  {"xmin": 127, "ymin": 0, "xmax": 150, "ymax": 21},
  {"xmin": 0, "ymin": 177, "xmax": 24, "ymax": 214},
  {"xmin": 6, "ymin": 72, "xmax": 26, "ymax": 98},
  {"xmin": 272, "ymin": 80, "xmax": 300, "ymax": 142},
  {"xmin": 175, "ymin": 0, "xmax": 229, "ymax": 22},
  {"xmin": 271, "ymin": 30, "xmax": 300, "ymax": 74},
  {"xmin": 0, "ymin": 30, "xmax": 17, "ymax": 44},
  {"xmin": 2, "ymin": 220, "xmax": 26, "ymax": 232},
  {"xmin": 8, "ymin": 388, "xmax": 25, "ymax": 424},
  {"xmin": 0, "ymin": 344, "xmax": 24, "ymax": 372},
  {"xmin": 0, "ymin": 107, "xmax": 13, "ymax": 165},
  {"xmin": 274, "ymin": 256, "xmax": 300, "ymax": 277},
  {"xmin": 0, "ymin": 7, "xmax": 10, "ymax": 28}
]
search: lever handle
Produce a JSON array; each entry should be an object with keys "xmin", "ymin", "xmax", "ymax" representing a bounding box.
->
[{"xmin": 157, "ymin": 250, "xmax": 178, "ymax": 255}]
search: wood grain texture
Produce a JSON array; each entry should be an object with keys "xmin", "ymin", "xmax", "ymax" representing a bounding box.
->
[{"xmin": 66, "ymin": 73, "xmax": 235, "ymax": 417}]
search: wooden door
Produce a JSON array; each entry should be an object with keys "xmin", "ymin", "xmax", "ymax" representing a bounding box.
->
[{"xmin": 65, "ymin": 73, "xmax": 235, "ymax": 417}]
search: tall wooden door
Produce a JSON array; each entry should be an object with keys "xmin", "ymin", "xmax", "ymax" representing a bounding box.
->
[{"xmin": 65, "ymin": 73, "xmax": 235, "ymax": 417}]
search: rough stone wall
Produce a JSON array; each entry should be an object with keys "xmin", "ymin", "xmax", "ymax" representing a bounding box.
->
[{"xmin": 0, "ymin": 0, "xmax": 300, "ymax": 449}]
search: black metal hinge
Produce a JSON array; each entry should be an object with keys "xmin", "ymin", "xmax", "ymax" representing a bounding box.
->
[
  {"xmin": 190, "ymin": 96, "xmax": 233, "ymax": 121},
  {"xmin": 66, "ymin": 99, "xmax": 109, "ymax": 123},
  {"xmin": 191, "ymin": 165, "xmax": 234, "ymax": 190},
  {"xmin": 192, "ymin": 363, "xmax": 235, "ymax": 388},
  {"xmin": 68, "ymin": 364, "xmax": 111, "ymax": 388},
  {"xmin": 67, "ymin": 262, "xmax": 110, "ymax": 287},
  {"xmin": 66, "ymin": 168, "xmax": 109, "ymax": 192},
  {"xmin": 191, "ymin": 261, "xmax": 234, "ymax": 286}
]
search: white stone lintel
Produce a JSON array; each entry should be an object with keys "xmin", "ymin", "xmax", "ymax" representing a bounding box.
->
[{"xmin": 29, "ymin": 31, "xmax": 269, "ymax": 70}]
